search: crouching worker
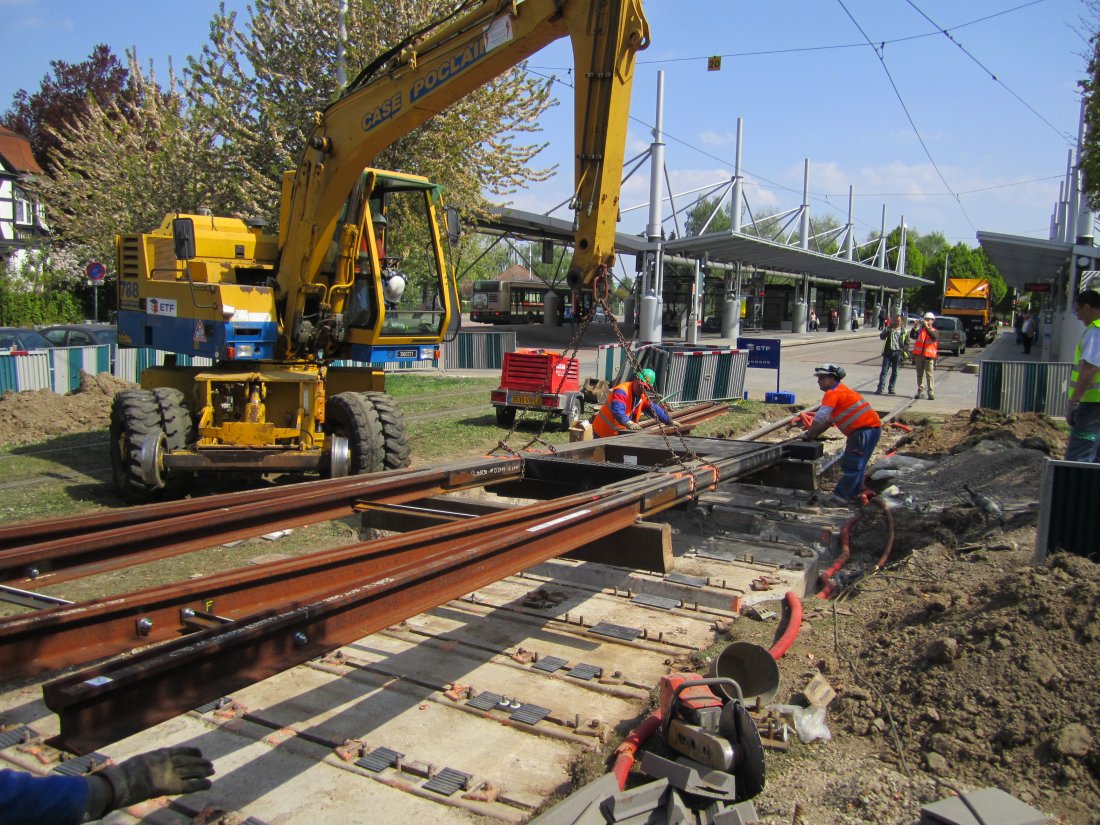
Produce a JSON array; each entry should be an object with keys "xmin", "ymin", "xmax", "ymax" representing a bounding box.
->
[
  {"xmin": 802, "ymin": 363, "xmax": 882, "ymax": 506},
  {"xmin": 592, "ymin": 368, "xmax": 673, "ymax": 437},
  {"xmin": 0, "ymin": 746, "xmax": 215, "ymax": 824}
]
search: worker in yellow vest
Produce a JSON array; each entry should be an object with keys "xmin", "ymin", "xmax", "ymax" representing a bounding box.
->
[
  {"xmin": 592, "ymin": 368, "xmax": 673, "ymax": 437},
  {"xmin": 1067, "ymin": 289, "xmax": 1100, "ymax": 462},
  {"xmin": 909, "ymin": 312, "xmax": 939, "ymax": 400}
]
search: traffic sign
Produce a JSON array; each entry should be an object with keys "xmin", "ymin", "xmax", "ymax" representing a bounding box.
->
[{"xmin": 85, "ymin": 261, "xmax": 106, "ymax": 282}]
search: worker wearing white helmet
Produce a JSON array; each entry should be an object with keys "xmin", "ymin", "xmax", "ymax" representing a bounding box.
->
[
  {"xmin": 804, "ymin": 363, "xmax": 882, "ymax": 507},
  {"xmin": 909, "ymin": 312, "xmax": 940, "ymax": 400}
]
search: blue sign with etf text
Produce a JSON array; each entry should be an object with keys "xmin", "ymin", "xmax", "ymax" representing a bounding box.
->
[{"xmin": 737, "ymin": 337, "xmax": 781, "ymax": 369}]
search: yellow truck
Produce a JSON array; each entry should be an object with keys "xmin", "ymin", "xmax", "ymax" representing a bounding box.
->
[
  {"xmin": 112, "ymin": 0, "xmax": 649, "ymax": 501},
  {"xmin": 941, "ymin": 277, "xmax": 997, "ymax": 347}
]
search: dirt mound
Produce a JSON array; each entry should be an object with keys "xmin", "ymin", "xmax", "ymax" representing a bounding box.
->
[
  {"xmin": 0, "ymin": 372, "xmax": 136, "ymax": 448},
  {"xmin": 765, "ymin": 409, "xmax": 1098, "ymax": 823}
]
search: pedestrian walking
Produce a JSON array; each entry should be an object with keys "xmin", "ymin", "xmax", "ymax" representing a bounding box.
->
[
  {"xmin": 1014, "ymin": 312, "xmax": 1024, "ymax": 345},
  {"xmin": 910, "ymin": 312, "xmax": 939, "ymax": 400},
  {"xmin": 808, "ymin": 308, "xmax": 818, "ymax": 331},
  {"xmin": 875, "ymin": 314, "xmax": 908, "ymax": 394},
  {"xmin": 1021, "ymin": 313, "xmax": 1037, "ymax": 354},
  {"xmin": 877, "ymin": 306, "xmax": 888, "ymax": 329},
  {"xmin": 1066, "ymin": 289, "xmax": 1100, "ymax": 463},
  {"xmin": 802, "ymin": 363, "xmax": 882, "ymax": 506},
  {"xmin": 827, "ymin": 310, "xmax": 838, "ymax": 332}
]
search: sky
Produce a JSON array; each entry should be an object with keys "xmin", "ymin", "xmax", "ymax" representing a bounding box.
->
[{"xmin": 0, "ymin": 0, "xmax": 1092, "ymax": 251}]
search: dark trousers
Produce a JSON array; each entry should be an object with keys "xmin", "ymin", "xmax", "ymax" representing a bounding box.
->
[
  {"xmin": 835, "ymin": 426, "xmax": 882, "ymax": 500},
  {"xmin": 876, "ymin": 351, "xmax": 902, "ymax": 393},
  {"xmin": 1022, "ymin": 334, "xmax": 1033, "ymax": 354}
]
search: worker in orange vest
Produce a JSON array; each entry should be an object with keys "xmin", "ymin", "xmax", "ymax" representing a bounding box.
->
[
  {"xmin": 592, "ymin": 368, "xmax": 673, "ymax": 437},
  {"xmin": 803, "ymin": 363, "xmax": 882, "ymax": 506},
  {"xmin": 909, "ymin": 312, "xmax": 939, "ymax": 400}
]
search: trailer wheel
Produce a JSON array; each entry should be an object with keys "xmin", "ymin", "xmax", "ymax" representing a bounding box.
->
[
  {"xmin": 327, "ymin": 393, "xmax": 384, "ymax": 475},
  {"xmin": 153, "ymin": 388, "xmax": 194, "ymax": 495},
  {"xmin": 110, "ymin": 389, "xmax": 167, "ymax": 502},
  {"xmin": 362, "ymin": 392, "xmax": 412, "ymax": 469},
  {"xmin": 561, "ymin": 395, "xmax": 584, "ymax": 430},
  {"xmin": 496, "ymin": 406, "xmax": 516, "ymax": 427}
]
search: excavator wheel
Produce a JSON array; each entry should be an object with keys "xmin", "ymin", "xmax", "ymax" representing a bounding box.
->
[
  {"xmin": 362, "ymin": 392, "xmax": 412, "ymax": 470},
  {"xmin": 110, "ymin": 389, "xmax": 167, "ymax": 503},
  {"xmin": 153, "ymin": 387, "xmax": 194, "ymax": 495},
  {"xmin": 327, "ymin": 392, "xmax": 385, "ymax": 475}
]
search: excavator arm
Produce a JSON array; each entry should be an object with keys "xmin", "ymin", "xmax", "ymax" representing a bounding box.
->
[{"xmin": 276, "ymin": 0, "xmax": 649, "ymax": 358}]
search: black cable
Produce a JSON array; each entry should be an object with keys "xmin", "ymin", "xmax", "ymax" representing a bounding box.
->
[
  {"xmin": 835, "ymin": 0, "xmax": 976, "ymax": 233},
  {"xmin": 904, "ymin": 0, "xmax": 1073, "ymax": 145}
]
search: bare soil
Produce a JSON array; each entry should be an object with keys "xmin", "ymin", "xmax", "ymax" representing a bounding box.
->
[{"xmin": 1, "ymin": 384, "xmax": 1096, "ymax": 823}]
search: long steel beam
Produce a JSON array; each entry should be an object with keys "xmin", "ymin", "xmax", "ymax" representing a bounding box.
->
[
  {"xmin": 0, "ymin": 456, "xmax": 522, "ymax": 586},
  {"xmin": 42, "ymin": 465, "xmax": 717, "ymax": 754}
]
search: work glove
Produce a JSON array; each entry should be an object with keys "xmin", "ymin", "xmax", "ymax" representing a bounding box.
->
[
  {"xmin": 98, "ymin": 747, "xmax": 215, "ymax": 811},
  {"xmin": 625, "ymin": 420, "xmax": 643, "ymax": 431},
  {"xmin": 1066, "ymin": 402, "xmax": 1079, "ymax": 427}
]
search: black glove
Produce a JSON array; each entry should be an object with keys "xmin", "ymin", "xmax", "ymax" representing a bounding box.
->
[
  {"xmin": 1066, "ymin": 402, "xmax": 1079, "ymax": 427},
  {"xmin": 97, "ymin": 747, "xmax": 214, "ymax": 812}
]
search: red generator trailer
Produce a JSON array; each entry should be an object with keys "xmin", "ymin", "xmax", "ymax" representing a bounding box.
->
[{"xmin": 491, "ymin": 349, "xmax": 584, "ymax": 430}]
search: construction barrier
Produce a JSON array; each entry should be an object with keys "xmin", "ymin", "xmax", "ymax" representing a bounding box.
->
[
  {"xmin": 441, "ymin": 330, "xmax": 516, "ymax": 371},
  {"xmin": 600, "ymin": 343, "xmax": 747, "ymax": 405},
  {"xmin": 978, "ymin": 360, "xmax": 1072, "ymax": 417}
]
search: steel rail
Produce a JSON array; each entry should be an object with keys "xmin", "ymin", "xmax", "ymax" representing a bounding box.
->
[
  {"xmin": 0, "ymin": 456, "xmax": 523, "ymax": 586},
  {"xmin": 42, "ymin": 458, "xmax": 738, "ymax": 754}
]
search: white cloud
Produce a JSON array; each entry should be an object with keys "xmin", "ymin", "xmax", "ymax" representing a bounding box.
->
[{"xmin": 698, "ymin": 130, "xmax": 738, "ymax": 147}]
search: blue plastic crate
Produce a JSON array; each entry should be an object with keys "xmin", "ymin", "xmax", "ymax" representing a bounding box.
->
[{"xmin": 764, "ymin": 391, "xmax": 796, "ymax": 404}]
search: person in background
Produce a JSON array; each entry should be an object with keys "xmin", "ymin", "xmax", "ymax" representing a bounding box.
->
[
  {"xmin": 877, "ymin": 305, "xmax": 888, "ymax": 329},
  {"xmin": 1021, "ymin": 312, "xmax": 1037, "ymax": 355},
  {"xmin": 875, "ymin": 313, "xmax": 908, "ymax": 395},
  {"xmin": 808, "ymin": 307, "xmax": 818, "ymax": 331},
  {"xmin": 1066, "ymin": 289, "xmax": 1100, "ymax": 463},
  {"xmin": 802, "ymin": 363, "xmax": 882, "ymax": 506},
  {"xmin": 827, "ymin": 309, "xmax": 838, "ymax": 332},
  {"xmin": 1014, "ymin": 311, "xmax": 1025, "ymax": 345},
  {"xmin": 592, "ymin": 368, "xmax": 673, "ymax": 437},
  {"xmin": 910, "ymin": 312, "xmax": 939, "ymax": 400},
  {"xmin": 0, "ymin": 746, "xmax": 214, "ymax": 825}
]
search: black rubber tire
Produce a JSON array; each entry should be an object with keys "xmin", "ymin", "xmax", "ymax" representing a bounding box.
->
[
  {"xmin": 362, "ymin": 392, "xmax": 411, "ymax": 470},
  {"xmin": 496, "ymin": 406, "xmax": 516, "ymax": 427},
  {"xmin": 327, "ymin": 392, "xmax": 385, "ymax": 475},
  {"xmin": 110, "ymin": 389, "xmax": 165, "ymax": 503},
  {"xmin": 153, "ymin": 387, "xmax": 194, "ymax": 495},
  {"xmin": 561, "ymin": 395, "xmax": 583, "ymax": 430}
]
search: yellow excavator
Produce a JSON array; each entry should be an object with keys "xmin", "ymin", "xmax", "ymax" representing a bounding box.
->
[{"xmin": 112, "ymin": 0, "xmax": 650, "ymax": 500}]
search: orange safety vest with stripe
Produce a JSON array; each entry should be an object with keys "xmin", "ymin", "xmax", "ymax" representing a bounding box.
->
[
  {"xmin": 821, "ymin": 383, "xmax": 882, "ymax": 435},
  {"xmin": 1070, "ymin": 318, "xmax": 1100, "ymax": 402},
  {"xmin": 911, "ymin": 325, "xmax": 938, "ymax": 359},
  {"xmin": 593, "ymin": 381, "xmax": 651, "ymax": 437}
]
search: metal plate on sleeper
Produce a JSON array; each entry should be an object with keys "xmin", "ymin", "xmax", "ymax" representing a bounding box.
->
[
  {"xmin": 532, "ymin": 655, "xmax": 568, "ymax": 673},
  {"xmin": 423, "ymin": 767, "xmax": 470, "ymax": 796},
  {"xmin": 53, "ymin": 753, "xmax": 108, "ymax": 776},
  {"xmin": 465, "ymin": 691, "xmax": 503, "ymax": 711},
  {"xmin": 568, "ymin": 663, "xmax": 603, "ymax": 681},
  {"xmin": 510, "ymin": 703, "xmax": 551, "ymax": 725},
  {"xmin": 666, "ymin": 572, "xmax": 707, "ymax": 588},
  {"xmin": 193, "ymin": 697, "xmax": 231, "ymax": 714},
  {"xmin": 356, "ymin": 746, "xmax": 404, "ymax": 773},
  {"xmin": 0, "ymin": 726, "xmax": 33, "ymax": 750},
  {"xmin": 589, "ymin": 621, "xmax": 642, "ymax": 641},
  {"xmin": 632, "ymin": 593, "xmax": 680, "ymax": 610}
]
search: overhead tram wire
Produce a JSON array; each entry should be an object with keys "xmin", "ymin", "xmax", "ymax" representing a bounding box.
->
[
  {"xmin": 903, "ymin": 0, "xmax": 1073, "ymax": 146},
  {"xmin": 834, "ymin": 0, "xmax": 977, "ymax": 233}
]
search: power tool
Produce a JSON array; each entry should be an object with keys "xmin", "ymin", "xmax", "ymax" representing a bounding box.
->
[{"xmin": 657, "ymin": 674, "xmax": 766, "ymax": 800}]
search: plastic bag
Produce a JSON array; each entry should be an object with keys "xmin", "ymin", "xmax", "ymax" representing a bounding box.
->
[{"xmin": 768, "ymin": 704, "xmax": 832, "ymax": 744}]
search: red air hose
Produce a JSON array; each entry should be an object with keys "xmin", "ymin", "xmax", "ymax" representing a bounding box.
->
[
  {"xmin": 871, "ymin": 497, "xmax": 896, "ymax": 570},
  {"xmin": 769, "ymin": 590, "xmax": 803, "ymax": 660},
  {"xmin": 612, "ymin": 710, "xmax": 663, "ymax": 789},
  {"xmin": 817, "ymin": 515, "xmax": 855, "ymax": 599}
]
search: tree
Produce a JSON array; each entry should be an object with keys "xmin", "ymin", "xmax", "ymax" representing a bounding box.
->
[
  {"xmin": 683, "ymin": 195, "xmax": 731, "ymax": 236},
  {"xmin": 1, "ymin": 45, "xmax": 130, "ymax": 171},
  {"xmin": 31, "ymin": 57, "xmax": 228, "ymax": 282},
  {"xmin": 185, "ymin": 0, "xmax": 556, "ymax": 228}
]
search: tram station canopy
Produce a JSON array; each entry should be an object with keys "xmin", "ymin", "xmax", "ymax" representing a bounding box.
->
[
  {"xmin": 976, "ymin": 230, "xmax": 1091, "ymax": 291},
  {"xmin": 480, "ymin": 209, "xmax": 929, "ymax": 289}
]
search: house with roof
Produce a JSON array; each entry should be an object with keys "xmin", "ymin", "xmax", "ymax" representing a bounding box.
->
[{"xmin": 0, "ymin": 127, "xmax": 49, "ymax": 267}]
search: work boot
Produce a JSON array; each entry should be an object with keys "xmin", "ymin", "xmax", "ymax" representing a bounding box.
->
[
  {"xmin": 888, "ymin": 388, "xmax": 896, "ymax": 394},
  {"xmin": 928, "ymin": 393, "xmax": 935, "ymax": 400},
  {"xmin": 915, "ymin": 391, "xmax": 923, "ymax": 399}
]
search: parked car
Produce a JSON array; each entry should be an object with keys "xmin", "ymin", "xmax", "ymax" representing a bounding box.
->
[
  {"xmin": 931, "ymin": 315, "xmax": 966, "ymax": 357},
  {"xmin": 0, "ymin": 327, "xmax": 55, "ymax": 352},
  {"xmin": 38, "ymin": 323, "xmax": 117, "ymax": 347}
]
